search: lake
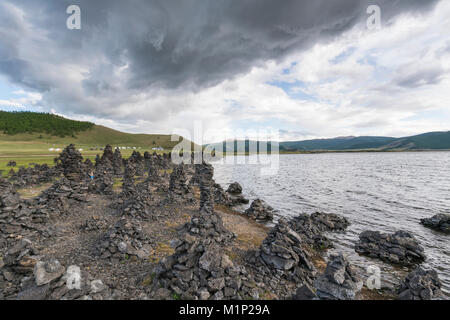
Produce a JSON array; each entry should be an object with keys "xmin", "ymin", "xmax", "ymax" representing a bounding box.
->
[{"xmin": 212, "ymin": 152, "xmax": 450, "ymax": 295}]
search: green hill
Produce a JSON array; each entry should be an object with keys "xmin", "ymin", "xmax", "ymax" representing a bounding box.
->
[
  {"xmin": 279, "ymin": 136, "xmax": 397, "ymax": 151},
  {"xmin": 0, "ymin": 111, "xmax": 94, "ymax": 137},
  {"xmin": 0, "ymin": 111, "xmax": 192, "ymax": 174},
  {"xmin": 206, "ymin": 132, "xmax": 450, "ymax": 153},
  {"xmin": 0, "ymin": 111, "xmax": 187, "ymax": 150}
]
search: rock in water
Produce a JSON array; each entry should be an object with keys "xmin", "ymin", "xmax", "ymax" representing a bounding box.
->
[
  {"xmin": 245, "ymin": 199, "xmax": 274, "ymax": 222},
  {"xmin": 398, "ymin": 267, "xmax": 443, "ymax": 300},
  {"xmin": 420, "ymin": 214, "xmax": 450, "ymax": 234},
  {"xmin": 314, "ymin": 253, "xmax": 363, "ymax": 300},
  {"xmin": 227, "ymin": 182, "xmax": 243, "ymax": 195},
  {"xmin": 288, "ymin": 212, "xmax": 350, "ymax": 250},
  {"xmin": 226, "ymin": 182, "xmax": 249, "ymax": 206},
  {"xmin": 355, "ymin": 230, "xmax": 426, "ymax": 267}
]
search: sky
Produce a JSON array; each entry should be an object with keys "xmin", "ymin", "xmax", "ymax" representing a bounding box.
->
[{"xmin": 0, "ymin": 0, "xmax": 449, "ymax": 143}]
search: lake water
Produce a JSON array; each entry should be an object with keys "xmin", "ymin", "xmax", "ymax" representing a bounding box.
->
[{"xmin": 212, "ymin": 152, "xmax": 450, "ymax": 296}]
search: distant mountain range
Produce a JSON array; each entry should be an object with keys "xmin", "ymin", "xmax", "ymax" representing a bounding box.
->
[
  {"xmin": 1, "ymin": 111, "xmax": 449, "ymax": 152},
  {"xmin": 206, "ymin": 131, "xmax": 450, "ymax": 152}
]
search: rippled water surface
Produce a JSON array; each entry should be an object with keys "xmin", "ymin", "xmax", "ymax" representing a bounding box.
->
[{"xmin": 212, "ymin": 152, "xmax": 450, "ymax": 295}]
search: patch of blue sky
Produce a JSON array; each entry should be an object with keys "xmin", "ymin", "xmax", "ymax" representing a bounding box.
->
[
  {"xmin": 329, "ymin": 46, "xmax": 357, "ymax": 64},
  {"xmin": 281, "ymin": 61, "xmax": 297, "ymax": 75},
  {"xmin": 267, "ymin": 79, "xmax": 316, "ymax": 101},
  {"xmin": 0, "ymin": 76, "xmax": 19, "ymax": 100},
  {"xmin": 0, "ymin": 77, "xmax": 43, "ymax": 112}
]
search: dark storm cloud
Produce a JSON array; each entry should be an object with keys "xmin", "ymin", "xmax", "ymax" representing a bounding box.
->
[
  {"xmin": 0, "ymin": 0, "xmax": 441, "ymax": 123},
  {"xmin": 0, "ymin": 0, "xmax": 439, "ymax": 92}
]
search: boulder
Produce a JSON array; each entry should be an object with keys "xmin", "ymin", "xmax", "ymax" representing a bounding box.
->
[
  {"xmin": 397, "ymin": 267, "xmax": 443, "ymax": 300},
  {"xmin": 257, "ymin": 218, "xmax": 316, "ymax": 284},
  {"xmin": 227, "ymin": 182, "xmax": 243, "ymax": 195},
  {"xmin": 226, "ymin": 182, "xmax": 249, "ymax": 206},
  {"xmin": 245, "ymin": 199, "xmax": 274, "ymax": 222},
  {"xmin": 34, "ymin": 259, "xmax": 65, "ymax": 286},
  {"xmin": 355, "ymin": 230, "xmax": 426, "ymax": 267},
  {"xmin": 288, "ymin": 212, "xmax": 349, "ymax": 250},
  {"xmin": 314, "ymin": 253, "xmax": 363, "ymax": 300},
  {"xmin": 420, "ymin": 214, "xmax": 450, "ymax": 234}
]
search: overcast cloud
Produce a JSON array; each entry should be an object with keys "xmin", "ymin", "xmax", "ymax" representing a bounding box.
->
[{"xmin": 0, "ymin": 0, "xmax": 448, "ymax": 142}]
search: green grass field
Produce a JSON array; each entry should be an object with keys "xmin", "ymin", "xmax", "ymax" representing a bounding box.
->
[{"xmin": 0, "ymin": 125, "xmax": 190, "ymax": 176}]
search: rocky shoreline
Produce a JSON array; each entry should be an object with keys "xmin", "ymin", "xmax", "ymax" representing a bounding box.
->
[{"xmin": 0, "ymin": 144, "xmax": 447, "ymax": 300}]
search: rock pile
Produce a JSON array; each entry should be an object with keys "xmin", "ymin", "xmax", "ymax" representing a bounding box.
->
[
  {"xmin": 0, "ymin": 178, "xmax": 20, "ymax": 209},
  {"xmin": 35, "ymin": 177, "xmax": 88, "ymax": 217},
  {"xmin": 144, "ymin": 152, "xmax": 152, "ymax": 172},
  {"xmin": 92, "ymin": 168, "xmax": 114, "ymax": 195},
  {"xmin": 151, "ymin": 235, "xmax": 258, "ymax": 300},
  {"xmin": 7, "ymin": 161, "xmax": 16, "ymax": 167},
  {"xmin": 100, "ymin": 144, "xmax": 114, "ymax": 164},
  {"xmin": 179, "ymin": 164, "xmax": 235, "ymax": 244},
  {"xmin": 213, "ymin": 183, "xmax": 231, "ymax": 206},
  {"xmin": 0, "ymin": 179, "xmax": 50, "ymax": 237},
  {"xmin": 314, "ymin": 253, "xmax": 363, "ymax": 300},
  {"xmin": 55, "ymin": 144, "xmax": 88, "ymax": 182},
  {"xmin": 226, "ymin": 182, "xmax": 249, "ymax": 206},
  {"xmin": 168, "ymin": 164, "xmax": 193, "ymax": 201},
  {"xmin": 15, "ymin": 258, "xmax": 115, "ymax": 300},
  {"xmin": 288, "ymin": 212, "xmax": 350, "ymax": 250},
  {"xmin": 355, "ymin": 230, "xmax": 426, "ymax": 267},
  {"xmin": 197, "ymin": 162, "xmax": 215, "ymax": 212},
  {"xmin": 420, "ymin": 214, "xmax": 450, "ymax": 233},
  {"xmin": 121, "ymin": 160, "xmax": 137, "ymax": 197},
  {"xmin": 0, "ymin": 238, "xmax": 39, "ymax": 298},
  {"xmin": 120, "ymin": 161, "xmax": 154, "ymax": 220},
  {"xmin": 96, "ymin": 217, "xmax": 153, "ymax": 261},
  {"xmin": 397, "ymin": 267, "xmax": 443, "ymax": 300},
  {"xmin": 148, "ymin": 166, "xmax": 255, "ymax": 300},
  {"xmin": 113, "ymin": 148, "xmax": 123, "ymax": 176},
  {"xmin": 310, "ymin": 212, "xmax": 350, "ymax": 232},
  {"xmin": 9, "ymin": 164, "xmax": 60, "ymax": 187},
  {"xmin": 247, "ymin": 218, "xmax": 316, "ymax": 298},
  {"xmin": 245, "ymin": 199, "xmax": 274, "ymax": 222},
  {"xmin": 80, "ymin": 216, "xmax": 109, "ymax": 232},
  {"xmin": 147, "ymin": 161, "xmax": 161, "ymax": 184},
  {"xmin": 128, "ymin": 151, "xmax": 145, "ymax": 176},
  {"xmin": 91, "ymin": 148, "xmax": 114, "ymax": 195}
]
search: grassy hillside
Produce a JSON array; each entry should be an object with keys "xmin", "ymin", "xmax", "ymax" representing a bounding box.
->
[
  {"xmin": 279, "ymin": 136, "xmax": 397, "ymax": 151},
  {"xmin": 0, "ymin": 111, "xmax": 94, "ymax": 136},
  {"xmin": 205, "ymin": 131, "xmax": 450, "ymax": 153},
  {"xmin": 0, "ymin": 111, "xmax": 193, "ymax": 175},
  {"xmin": 380, "ymin": 132, "xmax": 450, "ymax": 150}
]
